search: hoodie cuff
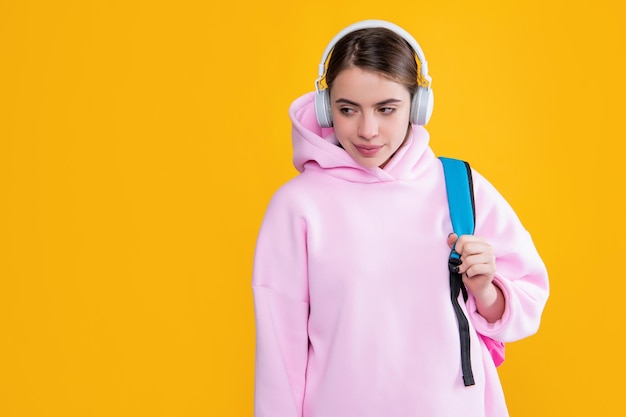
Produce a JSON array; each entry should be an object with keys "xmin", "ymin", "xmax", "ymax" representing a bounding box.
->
[{"xmin": 467, "ymin": 275, "xmax": 512, "ymax": 339}]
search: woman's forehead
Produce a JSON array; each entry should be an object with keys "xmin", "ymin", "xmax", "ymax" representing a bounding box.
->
[{"xmin": 331, "ymin": 67, "xmax": 411, "ymax": 103}]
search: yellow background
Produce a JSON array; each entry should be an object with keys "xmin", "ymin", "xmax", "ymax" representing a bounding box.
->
[{"xmin": 1, "ymin": 0, "xmax": 624, "ymax": 415}]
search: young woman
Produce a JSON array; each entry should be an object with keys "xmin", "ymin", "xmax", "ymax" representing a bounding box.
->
[{"xmin": 252, "ymin": 20, "xmax": 549, "ymax": 417}]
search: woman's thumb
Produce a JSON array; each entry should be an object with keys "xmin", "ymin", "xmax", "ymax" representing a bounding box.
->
[{"xmin": 447, "ymin": 233, "xmax": 458, "ymax": 249}]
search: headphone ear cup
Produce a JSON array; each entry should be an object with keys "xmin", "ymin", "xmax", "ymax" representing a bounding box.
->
[
  {"xmin": 411, "ymin": 87, "xmax": 434, "ymax": 126},
  {"xmin": 315, "ymin": 89, "xmax": 333, "ymax": 128}
]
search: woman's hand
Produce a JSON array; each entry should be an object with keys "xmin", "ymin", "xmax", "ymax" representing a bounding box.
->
[{"xmin": 447, "ymin": 233, "xmax": 505, "ymax": 323}]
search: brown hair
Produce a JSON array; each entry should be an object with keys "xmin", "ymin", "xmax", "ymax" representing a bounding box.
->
[{"xmin": 324, "ymin": 27, "xmax": 419, "ymax": 96}]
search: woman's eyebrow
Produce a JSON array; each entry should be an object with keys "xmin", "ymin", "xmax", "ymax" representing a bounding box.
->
[{"xmin": 334, "ymin": 98, "xmax": 403, "ymax": 106}]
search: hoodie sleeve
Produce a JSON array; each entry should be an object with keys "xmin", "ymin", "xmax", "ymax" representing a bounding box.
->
[
  {"xmin": 252, "ymin": 186, "xmax": 310, "ymax": 417},
  {"xmin": 465, "ymin": 170, "xmax": 550, "ymax": 343}
]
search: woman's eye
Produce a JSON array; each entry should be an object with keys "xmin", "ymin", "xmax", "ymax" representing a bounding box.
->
[
  {"xmin": 379, "ymin": 107, "xmax": 395, "ymax": 115},
  {"xmin": 339, "ymin": 107, "xmax": 355, "ymax": 115}
]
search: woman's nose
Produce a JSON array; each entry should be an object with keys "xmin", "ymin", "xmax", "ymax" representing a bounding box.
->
[{"xmin": 358, "ymin": 113, "xmax": 379, "ymax": 139}]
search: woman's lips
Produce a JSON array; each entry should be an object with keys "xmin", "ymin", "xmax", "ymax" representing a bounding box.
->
[{"xmin": 355, "ymin": 145, "xmax": 383, "ymax": 156}]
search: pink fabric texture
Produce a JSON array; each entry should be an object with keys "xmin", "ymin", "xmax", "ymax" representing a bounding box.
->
[{"xmin": 252, "ymin": 92, "xmax": 549, "ymax": 417}]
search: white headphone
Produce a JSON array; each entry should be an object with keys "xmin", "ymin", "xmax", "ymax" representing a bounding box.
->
[{"xmin": 314, "ymin": 20, "xmax": 434, "ymax": 128}]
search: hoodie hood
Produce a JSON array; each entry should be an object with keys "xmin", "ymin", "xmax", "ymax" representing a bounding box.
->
[{"xmin": 289, "ymin": 91, "xmax": 433, "ymax": 183}]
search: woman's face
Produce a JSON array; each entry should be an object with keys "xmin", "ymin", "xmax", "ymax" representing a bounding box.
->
[{"xmin": 329, "ymin": 67, "xmax": 412, "ymax": 169}]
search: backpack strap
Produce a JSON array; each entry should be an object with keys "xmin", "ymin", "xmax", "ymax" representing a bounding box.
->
[
  {"xmin": 439, "ymin": 156, "xmax": 476, "ymax": 387},
  {"xmin": 440, "ymin": 157, "xmax": 475, "ymax": 238}
]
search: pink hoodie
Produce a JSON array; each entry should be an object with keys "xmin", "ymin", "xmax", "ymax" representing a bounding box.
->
[{"xmin": 252, "ymin": 92, "xmax": 549, "ymax": 417}]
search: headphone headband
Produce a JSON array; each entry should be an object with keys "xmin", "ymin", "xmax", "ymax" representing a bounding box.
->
[{"xmin": 315, "ymin": 19, "xmax": 431, "ymax": 92}]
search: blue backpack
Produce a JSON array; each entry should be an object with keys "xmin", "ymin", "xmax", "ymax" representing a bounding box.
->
[{"xmin": 439, "ymin": 157, "xmax": 505, "ymax": 387}]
